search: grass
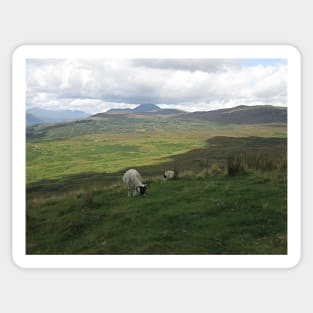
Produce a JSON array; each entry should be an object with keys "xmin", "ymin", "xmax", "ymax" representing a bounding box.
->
[
  {"xmin": 27, "ymin": 115, "xmax": 286, "ymax": 142},
  {"xmin": 27, "ymin": 172, "xmax": 287, "ymax": 255},
  {"xmin": 26, "ymin": 131, "xmax": 206, "ymax": 184},
  {"xmin": 26, "ymin": 115, "xmax": 287, "ymax": 255},
  {"xmin": 26, "ymin": 117, "xmax": 286, "ymax": 184}
]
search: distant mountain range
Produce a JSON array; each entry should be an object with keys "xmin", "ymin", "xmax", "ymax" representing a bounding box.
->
[
  {"xmin": 27, "ymin": 108, "xmax": 90, "ymax": 125},
  {"xmin": 96, "ymin": 104, "xmax": 287, "ymax": 124},
  {"xmin": 27, "ymin": 104, "xmax": 287, "ymax": 126},
  {"xmin": 26, "ymin": 113, "xmax": 43, "ymax": 125}
]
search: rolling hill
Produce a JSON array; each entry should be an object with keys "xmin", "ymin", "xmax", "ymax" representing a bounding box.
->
[
  {"xmin": 27, "ymin": 104, "xmax": 287, "ymax": 143},
  {"xmin": 26, "ymin": 113, "xmax": 43, "ymax": 125},
  {"xmin": 180, "ymin": 105, "xmax": 287, "ymax": 124},
  {"xmin": 96, "ymin": 104, "xmax": 286, "ymax": 124},
  {"xmin": 26, "ymin": 103, "xmax": 287, "ymax": 255}
]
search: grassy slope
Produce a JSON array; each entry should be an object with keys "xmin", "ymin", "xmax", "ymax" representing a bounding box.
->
[
  {"xmin": 26, "ymin": 115, "xmax": 286, "ymax": 184},
  {"xmin": 26, "ymin": 115, "xmax": 287, "ymax": 255},
  {"xmin": 27, "ymin": 173, "xmax": 287, "ymax": 255}
]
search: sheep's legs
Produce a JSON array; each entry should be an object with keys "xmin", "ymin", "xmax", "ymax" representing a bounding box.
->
[
  {"xmin": 128, "ymin": 188, "xmax": 137, "ymax": 196},
  {"xmin": 127, "ymin": 188, "xmax": 138, "ymax": 196}
]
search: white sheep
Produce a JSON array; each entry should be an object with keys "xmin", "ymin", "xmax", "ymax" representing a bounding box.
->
[
  {"xmin": 123, "ymin": 169, "xmax": 148, "ymax": 196},
  {"xmin": 163, "ymin": 170, "xmax": 176, "ymax": 180}
]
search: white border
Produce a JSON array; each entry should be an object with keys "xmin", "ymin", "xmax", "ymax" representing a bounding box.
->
[{"xmin": 12, "ymin": 45, "xmax": 301, "ymax": 269}]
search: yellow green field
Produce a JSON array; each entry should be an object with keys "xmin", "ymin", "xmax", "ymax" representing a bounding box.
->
[{"xmin": 27, "ymin": 118, "xmax": 286, "ymax": 184}]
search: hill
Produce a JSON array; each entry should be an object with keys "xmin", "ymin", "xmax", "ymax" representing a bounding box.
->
[
  {"xmin": 144, "ymin": 108, "xmax": 185, "ymax": 115},
  {"xmin": 106, "ymin": 108, "xmax": 133, "ymax": 113},
  {"xmin": 132, "ymin": 103, "xmax": 160, "ymax": 112},
  {"xmin": 27, "ymin": 172, "xmax": 287, "ymax": 255},
  {"xmin": 107, "ymin": 103, "xmax": 160, "ymax": 113},
  {"xmin": 26, "ymin": 113, "xmax": 43, "ymax": 125},
  {"xmin": 27, "ymin": 108, "xmax": 90, "ymax": 124},
  {"xmin": 181, "ymin": 105, "xmax": 287, "ymax": 124},
  {"xmin": 27, "ymin": 105, "xmax": 287, "ymax": 143},
  {"xmin": 101, "ymin": 104, "xmax": 286, "ymax": 123},
  {"xmin": 26, "ymin": 104, "xmax": 287, "ymax": 255},
  {"xmin": 106, "ymin": 103, "xmax": 184, "ymax": 115}
]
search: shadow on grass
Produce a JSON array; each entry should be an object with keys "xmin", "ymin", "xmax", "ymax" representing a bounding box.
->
[{"xmin": 27, "ymin": 136, "xmax": 287, "ymax": 194}]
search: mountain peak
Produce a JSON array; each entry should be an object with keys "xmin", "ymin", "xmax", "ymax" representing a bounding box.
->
[
  {"xmin": 107, "ymin": 103, "xmax": 161, "ymax": 114},
  {"xmin": 133, "ymin": 103, "xmax": 160, "ymax": 112}
]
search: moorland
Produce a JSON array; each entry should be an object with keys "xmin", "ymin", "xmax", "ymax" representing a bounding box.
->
[{"xmin": 26, "ymin": 105, "xmax": 287, "ymax": 255}]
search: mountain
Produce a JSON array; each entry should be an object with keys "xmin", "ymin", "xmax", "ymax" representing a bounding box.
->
[
  {"xmin": 181, "ymin": 105, "xmax": 287, "ymax": 124},
  {"xmin": 26, "ymin": 113, "xmax": 43, "ymax": 125},
  {"xmin": 106, "ymin": 108, "xmax": 133, "ymax": 113},
  {"xmin": 105, "ymin": 104, "xmax": 185, "ymax": 116},
  {"xmin": 132, "ymin": 103, "xmax": 160, "ymax": 113},
  {"xmin": 148, "ymin": 108, "xmax": 185, "ymax": 115},
  {"xmin": 27, "ymin": 108, "xmax": 90, "ymax": 124},
  {"xmin": 93, "ymin": 104, "xmax": 286, "ymax": 124},
  {"xmin": 27, "ymin": 104, "xmax": 287, "ymax": 142},
  {"xmin": 107, "ymin": 103, "xmax": 161, "ymax": 114}
]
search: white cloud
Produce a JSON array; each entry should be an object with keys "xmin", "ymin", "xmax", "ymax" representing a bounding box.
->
[
  {"xmin": 132, "ymin": 59, "xmax": 240, "ymax": 72},
  {"xmin": 26, "ymin": 58, "xmax": 287, "ymax": 113}
]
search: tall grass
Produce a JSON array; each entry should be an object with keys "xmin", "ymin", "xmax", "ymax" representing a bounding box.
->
[
  {"xmin": 227, "ymin": 152, "xmax": 247, "ymax": 176},
  {"xmin": 227, "ymin": 151, "xmax": 287, "ymax": 177}
]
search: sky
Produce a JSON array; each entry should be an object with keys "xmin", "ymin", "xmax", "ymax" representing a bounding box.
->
[{"xmin": 26, "ymin": 58, "xmax": 287, "ymax": 114}]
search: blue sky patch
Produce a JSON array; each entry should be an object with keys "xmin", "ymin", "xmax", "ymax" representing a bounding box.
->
[{"xmin": 240, "ymin": 58, "xmax": 287, "ymax": 67}]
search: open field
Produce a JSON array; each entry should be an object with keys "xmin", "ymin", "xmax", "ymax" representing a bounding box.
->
[
  {"xmin": 26, "ymin": 114, "xmax": 287, "ymax": 255},
  {"xmin": 27, "ymin": 115, "xmax": 286, "ymax": 184}
]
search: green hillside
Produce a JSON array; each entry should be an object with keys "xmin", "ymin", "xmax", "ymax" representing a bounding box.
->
[
  {"xmin": 26, "ymin": 107, "xmax": 287, "ymax": 255},
  {"xmin": 27, "ymin": 173, "xmax": 287, "ymax": 255},
  {"xmin": 182, "ymin": 105, "xmax": 287, "ymax": 124},
  {"xmin": 26, "ymin": 116, "xmax": 286, "ymax": 184}
]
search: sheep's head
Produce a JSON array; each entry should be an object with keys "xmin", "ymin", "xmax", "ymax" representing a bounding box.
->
[
  {"xmin": 164, "ymin": 170, "xmax": 168, "ymax": 179},
  {"xmin": 164, "ymin": 170, "xmax": 173, "ymax": 180},
  {"xmin": 136, "ymin": 183, "xmax": 149, "ymax": 196}
]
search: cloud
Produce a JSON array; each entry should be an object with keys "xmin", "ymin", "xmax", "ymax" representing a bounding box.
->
[
  {"xmin": 26, "ymin": 58, "xmax": 287, "ymax": 113},
  {"xmin": 132, "ymin": 59, "xmax": 240, "ymax": 72}
]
